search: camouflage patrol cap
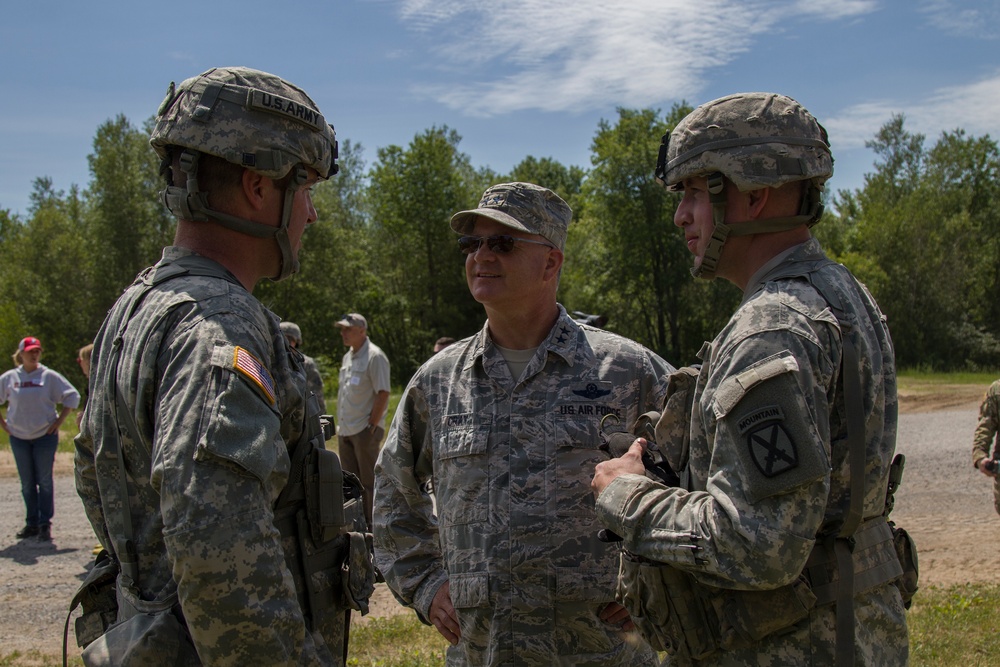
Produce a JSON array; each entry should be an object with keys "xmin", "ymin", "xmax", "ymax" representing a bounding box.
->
[
  {"xmin": 657, "ymin": 92, "xmax": 833, "ymax": 192},
  {"xmin": 450, "ymin": 182, "xmax": 572, "ymax": 251},
  {"xmin": 279, "ymin": 321, "xmax": 302, "ymax": 344},
  {"xmin": 149, "ymin": 66, "xmax": 338, "ymax": 180}
]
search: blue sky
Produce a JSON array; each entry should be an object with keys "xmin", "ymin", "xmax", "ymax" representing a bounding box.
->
[{"xmin": 2, "ymin": 0, "xmax": 998, "ymax": 217}]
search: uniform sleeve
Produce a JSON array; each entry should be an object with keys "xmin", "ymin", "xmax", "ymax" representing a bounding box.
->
[
  {"xmin": 372, "ymin": 378, "xmax": 447, "ymax": 623},
  {"xmin": 152, "ymin": 322, "xmax": 321, "ymax": 665},
  {"xmin": 597, "ymin": 329, "xmax": 834, "ymax": 590},
  {"xmin": 972, "ymin": 382, "xmax": 1000, "ymax": 466},
  {"xmin": 74, "ymin": 407, "xmax": 108, "ymax": 548}
]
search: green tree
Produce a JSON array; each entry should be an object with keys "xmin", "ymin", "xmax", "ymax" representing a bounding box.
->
[
  {"xmin": 84, "ymin": 115, "xmax": 173, "ymax": 316},
  {"xmin": 366, "ymin": 127, "xmax": 484, "ymax": 380},
  {"xmin": 567, "ymin": 106, "xmax": 736, "ymax": 364},
  {"xmin": 839, "ymin": 115, "xmax": 1000, "ymax": 369}
]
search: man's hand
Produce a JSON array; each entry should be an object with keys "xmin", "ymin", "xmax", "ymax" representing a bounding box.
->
[
  {"xmin": 977, "ymin": 458, "xmax": 998, "ymax": 478},
  {"xmin": 429, "ymin": 580, "xmax": 461, "ymax": 645},
  {"xmin": 592, "ymin": 439, "xmax": 647, "ymax": 497},
  {"xmin": 598, "ymin": 601, "xmax": 636, "ymax": 632}
]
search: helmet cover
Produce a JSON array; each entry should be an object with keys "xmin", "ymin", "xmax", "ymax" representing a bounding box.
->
[
  {"xmin": 150, "ymin": 66, "xmax": 338, "ymax": 180},
  {"xmin": 659, "ymin": 92, "xmax": 832, "ymax": 192}
]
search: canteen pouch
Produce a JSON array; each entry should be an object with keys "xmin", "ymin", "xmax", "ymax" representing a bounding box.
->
[
  {"xmin": 69, "ymin": 549, "xmax": 119, "ymax": 649},
  {"xmin": 890, "ymin": 523, "xmax": 919, "ymax": 608},
  {"xmin": 81, "ymin": 575, "xmax": 198, "ymax": 667}
]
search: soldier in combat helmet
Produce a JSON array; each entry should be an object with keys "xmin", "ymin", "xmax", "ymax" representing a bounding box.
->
[
  {"xmin": 591, "ymin": 93, "xmax": 910, "ymax": 665},
  {"xmin": 280, "ymin": 321, "xmax": 326, "ymax": 409},
  {"xmin": 74, "ymin": 67, "xmax": 369, "ymax": 665}
]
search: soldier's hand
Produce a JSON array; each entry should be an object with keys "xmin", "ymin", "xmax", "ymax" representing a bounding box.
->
[
  {"xmin": 591, "ymin": 439, "xmax": 647, "ymax": 497},
  {"xmin": 429, "ymin": 580, "xmax": 461, "ymax": 645},
  {"xmin": 977, "ymin": 458, "xmax": 998, "ymax": 478},
  {"xmin": 598, "ymin": 601, "xmax": 636, "ymax": 632}
]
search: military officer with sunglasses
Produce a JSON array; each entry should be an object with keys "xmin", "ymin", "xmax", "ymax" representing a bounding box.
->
[{"xmin": 373, "ymin": 182, "xmax": 674, "ymax": 666}]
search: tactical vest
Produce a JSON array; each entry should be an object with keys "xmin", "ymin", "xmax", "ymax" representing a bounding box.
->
[
  {"xmin": 617, "ymin": 259, "xmax": 917, "ymax": 667},
  {"xmin": 67, "ymin": 254, "xmax": 374, "ymax": 666}
]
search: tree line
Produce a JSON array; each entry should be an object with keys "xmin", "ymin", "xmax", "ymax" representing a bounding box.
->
[{"xmin": 2, "ymin": 106, "xmax": 998, "ymax": 395}]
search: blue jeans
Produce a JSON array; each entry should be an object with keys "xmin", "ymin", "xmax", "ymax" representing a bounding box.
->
[{"xmin": 10, "ymin": 432, "xmax": 58, "ymax": 527}]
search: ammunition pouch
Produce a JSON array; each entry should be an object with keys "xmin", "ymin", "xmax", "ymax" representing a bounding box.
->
[
  {"xmin": 67, "ymin": 549, "xmax": 119, "ymax": 651},
  {"xmin": 275, "ymin": 445, "xmax": 376, "ymax": 631},
  {"xmin": 619, "ymin": 516, "xmax": 902, "ymax": 664}
]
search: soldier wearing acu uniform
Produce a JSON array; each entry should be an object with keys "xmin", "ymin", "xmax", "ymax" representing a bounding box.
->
[
  {"xmin": 74, "ymin": 67, "xmax": 372, "ymax": 666},
  {"xmin": 280, "ymin": 321, "xmax": 326, "ymax": 409},
  {"xmin": 373, "ymin": 182, "xmax": 674, "ymax": 666},
  {"xmin": 972, "ymin": 379, "xmax": 1000, "ymax": 514},
  {"xmin": 592, "ymin": 93, "xmax": 910, "ymax": 666}
]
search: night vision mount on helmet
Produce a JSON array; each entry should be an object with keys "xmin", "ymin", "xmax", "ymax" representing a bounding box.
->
[
  {"xmin": 655, "ymin": 92, "xmax": 834, "ymax": 280},
  {"xmin": 150, "ymin": 66, "xmax": 339, "ymax": 281}
]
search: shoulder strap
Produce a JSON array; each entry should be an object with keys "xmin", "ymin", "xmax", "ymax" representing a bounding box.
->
[
  {"xmin": 102, "ymin": 253, "xmax": 241, "ymax": 583},
  {"xmin": 755, "ymin": 260, "xmax": 871, "ymax": 667}
]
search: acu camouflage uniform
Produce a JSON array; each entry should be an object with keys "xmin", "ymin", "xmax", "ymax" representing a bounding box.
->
[
  {"xmin": 75, "ymin": 247, "xmax": 340, "ymax": 665},
  {"xmin": 596, "ymin": 238, "xmax": 910, "ymax": 665},
  {"xmin": 373, "ymin": 306, "xmax": 673, "ymax": 666},
  {"xmin": 972, "ymin": 379, "xmax": 1000, "ymax": 515}
]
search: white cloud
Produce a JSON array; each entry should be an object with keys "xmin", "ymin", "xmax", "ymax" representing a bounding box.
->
[
  {"xmin": 919, "ymin": 0, "xmax": 1000, "ymax": 39},
  {"xmin": 392, "ymin": 0, "xmax": 876, "ymax": 116},
  {"xmin": 824, "ymin": 70, "xmax": 1000, "ymax": 150}
]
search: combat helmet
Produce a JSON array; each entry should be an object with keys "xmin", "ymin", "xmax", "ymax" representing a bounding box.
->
[
  {"xmin": 150, "ymin": 66, "xmax": 339, "ymax": 281},
  {"xmin": 279, "ymin": 321, "xmax": 303, "ymax": 346},
  {"xmin": 654, "ymin": 92, "xmax": 833, "ymax": 279}
]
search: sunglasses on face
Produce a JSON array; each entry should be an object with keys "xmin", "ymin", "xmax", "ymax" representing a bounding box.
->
[{"xmin": 457, "ymin": 234, "xmax": 555, "ymax": 255}]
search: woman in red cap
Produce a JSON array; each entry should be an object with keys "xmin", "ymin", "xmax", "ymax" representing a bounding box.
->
[{"xmin": 0, "ymin": 337, "xmax": 80, "ymax": 542}]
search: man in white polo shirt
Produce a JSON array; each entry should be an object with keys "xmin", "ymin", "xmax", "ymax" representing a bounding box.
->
[{"xmin": 335, "ymin": 313, "xmax": 390, "ymax": 527}]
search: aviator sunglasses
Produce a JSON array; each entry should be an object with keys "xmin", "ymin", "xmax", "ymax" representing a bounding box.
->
[{"xmin": 458, "ymin": 234, "xmax": 555, "ymax": 255}]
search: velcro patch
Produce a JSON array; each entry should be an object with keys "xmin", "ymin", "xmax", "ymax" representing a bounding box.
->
[
  {"xmin": 746, "ymin": 422, "xmax": 798, "ymax": 477},
  {"xmin": 232, "ymin": 346, "xmax": 276, "ymax": 405},
  {"xmin": 248, "ymin": 89, "xmax": 325, "ymax": 131}
]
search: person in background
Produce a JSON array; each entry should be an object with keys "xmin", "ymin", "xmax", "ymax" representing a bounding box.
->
[
  {"xmin": 280, "ymin": 321, "xmax": 325, "ymax": 408},
  {"xmin": 433, "ymin": 337, "xmax": 456, "ymax": 354},
  {"xmin": 374, "ymin": 182, "xmax": 672, "ymax": 665},
  {"xmin": 1, "ymin": 336, "xmax": 80, "ymax": 542},
  {"xmin": 972, "ymin": 378, "xmax": 1000, "ymax": 515},
  {"xmin": 336, "ymin": 313, "xmax": 390, "ymax": 528},
  {"xmin": 75, "ymin": 343, "xmax": 94, "ymax": 429}
]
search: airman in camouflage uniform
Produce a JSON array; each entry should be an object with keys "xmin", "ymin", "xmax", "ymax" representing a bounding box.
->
[
  {"xmin": 373, "ymin": 182, "xmax": 673, "ymax": 666},
  {"xmin": 592, "ymin": 93, "xmax": 910, "ymax": 665},
  {"xmin": 972, "ymin": 379, "xmax": 1000, "ymax": 514},
  {"xmin": 75, "ymin": 67, "xmax": 351, "ymax": 665}
]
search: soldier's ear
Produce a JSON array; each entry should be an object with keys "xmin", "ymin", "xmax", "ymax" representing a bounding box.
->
[{"xmin": 241, "ymin": 169, "xmax": 270, "ymax": 211}]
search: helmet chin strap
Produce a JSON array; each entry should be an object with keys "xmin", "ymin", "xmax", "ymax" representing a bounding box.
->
[
  {"xmin": 691, "ymin": 173, "xmax": 825, "ymax": 280},
  {"xmin": 160, "ymin": 149, "xmax": 308, "ymax": 282}
]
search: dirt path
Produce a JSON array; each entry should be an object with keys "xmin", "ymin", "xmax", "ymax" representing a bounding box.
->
[{"xmin": 0, "ymin": 388, "xmax": 993, "ymax": 662}]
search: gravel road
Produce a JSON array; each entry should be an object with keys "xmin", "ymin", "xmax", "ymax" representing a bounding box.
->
[{"xmin": 0, "ymin": 402, "xmax": 995, "ymax": 661}]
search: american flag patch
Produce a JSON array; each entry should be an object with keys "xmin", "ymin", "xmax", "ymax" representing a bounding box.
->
[{"xmin": 233, "ymin": 346, "xmax": 276, "ymax": 405}]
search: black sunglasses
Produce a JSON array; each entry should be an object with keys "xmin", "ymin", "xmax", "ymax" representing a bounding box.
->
[{"xmin": 458, "ymin": 234, "xmax": 555, "ymax": 255}]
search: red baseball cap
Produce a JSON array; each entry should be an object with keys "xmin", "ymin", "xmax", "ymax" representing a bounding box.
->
[{"xmin": 19, "ymin": 337, "xmax": 42, "ymax": 352}]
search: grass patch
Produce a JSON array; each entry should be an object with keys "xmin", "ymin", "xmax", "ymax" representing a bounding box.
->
[
  {"xmin": 898, "ymin": 369, "xmax": 999, "ymax": 387},
  {"xmin": 348, "ymin": 615, "xmax": 448, "ymax": 666},
  {"xmin": 2, "ymin": 583, "xmax": 1000, "ymax": 665},
  {"xmin": 909, "ymin": 583, "xmax": 1000, "ymax": 666}
]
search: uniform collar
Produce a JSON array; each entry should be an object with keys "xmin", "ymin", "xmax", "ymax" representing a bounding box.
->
[{"xmin": 463, "ymin": 304, "xmax": 586, "ymax": 373}]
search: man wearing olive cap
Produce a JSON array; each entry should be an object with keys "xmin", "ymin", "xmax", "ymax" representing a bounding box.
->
[
  {"xmin": 75, "ymin": 67, "xmax": 369, "ymax": 665},
  {"xmin": 373, "ymin": 182, "xmax": 673, "ymax": 665}
]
